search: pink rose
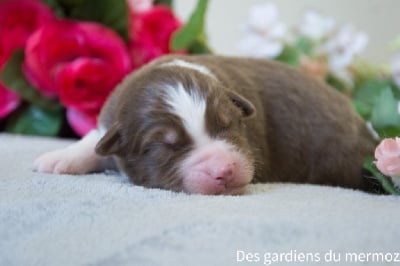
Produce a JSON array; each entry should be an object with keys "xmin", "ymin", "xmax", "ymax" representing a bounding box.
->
[
  {"xmin": 66, "ymin": 108, "xmax": 98, "ymax": 137},
  {"xmin": 24, "ymin": 20, "xmax": 132, "ymax": 136},
  {"xmin": 375, "ymin": 137, "xmax": 400, "ymax": 187},
  {"xmin": 0, "ymin": 0, "xmax": 56, "ymax": 119},
  {"xmin": 129, "ymin": 5, "xmax": 183, "ymax": 69}
]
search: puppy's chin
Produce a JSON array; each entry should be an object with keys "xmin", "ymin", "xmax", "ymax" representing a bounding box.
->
[{"xmin": 183, "ymin": 184, "xmax": 248, "ymax": 196}]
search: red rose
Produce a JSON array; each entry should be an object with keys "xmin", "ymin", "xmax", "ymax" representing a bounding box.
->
[
  {"xmin": 24, "ymin": 20, "xmax": 132, "ymax": 136},
  {"xmin": 0, "ymin": 0, "xmax": 55, "ymax": 119},
  {"xmin": 0, "ymin": 0, "xmax": 55, "ymax": 58},
  {"xmin": 129, "ymin": 5, "xmax": 183, "ymax": 69},
  {"xmin": 0, "ymin": 84, "xmax": 20, "ymax": 119}
]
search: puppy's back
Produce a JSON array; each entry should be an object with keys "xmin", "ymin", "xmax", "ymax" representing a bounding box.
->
[{"xmin": 157, "ymin": 55, "xmax": 377, "ymax": 189}]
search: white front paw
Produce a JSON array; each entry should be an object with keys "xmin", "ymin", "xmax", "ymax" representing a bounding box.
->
[
  {"xmin": 33, "ymin": 129, "xmax": 102, "ymax": 175},
  {"xmin": 33, "ymin": 147, "xmax": 98, "ymax": 175},
  {"xmin": 34, "ymin": 149, "xmax": 80, "ymax": 174}
]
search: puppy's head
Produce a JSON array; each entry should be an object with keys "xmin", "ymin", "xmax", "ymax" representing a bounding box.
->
[{"xmin": 96, "ymin": 64, "xmax": 256, "ymax": 195}]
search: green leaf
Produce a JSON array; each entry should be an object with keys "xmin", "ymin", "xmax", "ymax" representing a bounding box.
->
[
  {"xmin": 352, "ymin": 100, "xmax": 370, "ymax": 119},
  {"xmin": 154, "ymin": 0, "xmax": 174, "ymax": 8},
  {"xmin": 5, "ymin": 105, "xmax": 62, "ymax": 136},
  {"xmin": 390, "ymin": 80, "xmax": 400, "ymax": 99},
  {"xmin": 187, "ymin": 36, "xmax": 213, "ymax": 54},
  {"xmin": 294, "ymin": 36, "xmax": 313, "ymax": 55},
  {"xmin": 275, "ymin": 45, "xmax": 300, "ymax": 66},
  {"xmin": 171, "ymin": 0, "xmax": 209, "ymax": 51},
  {"xmin": 352, "ymin": 79, "xmax": 392, "ymax": 120},
  {"xmin": 325, "ymin": 73, "xmax": 351, "ymax": 95},
  {"xmin": 69, "ymin": 0, "xmax": 129, "ymax": 40},
  {"xmin": 57, "ymin": 0, "xmax": 87, "ymax": 8},
  {"xmin": 352, "ymin": 61, "xmax": 389, "ymax": 88},
  {"xmin": 1, "ymin": 50, "xmax": 61, "ymax": 111},
  {"xmin": 363, "ymin": 157, "xmax": 400, "ymax": 195},
  {"xmin": 370, "ymin": 87, "xmax": 400, "ymax": 138},
  {"xmin": 41, "ymin": 0, "xmax": 65, "ymax": 17}
]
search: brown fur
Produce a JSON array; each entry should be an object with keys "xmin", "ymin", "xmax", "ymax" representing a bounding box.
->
[{"xmin": 96, "ymin": 55, "xmax": 377, "ymax": 192}]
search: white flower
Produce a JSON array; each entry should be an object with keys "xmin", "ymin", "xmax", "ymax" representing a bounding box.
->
[
  {"xmin": 323, "ymin": 25, "xmax": 368, "ymax": 68},
  {"xmin": 238, "ymin": 2, "xmax": 287, "ymax": 58},
  {"xmin": 127, "ymin": 0, "xmax": 153, "ymax": 13},
  {"xmin": 320, "ymin": 25, "xmax": 368, "ymax": 84},
  {"xmin": 299, "ymin": 10, "xmax": 336, "ymax": 41},
  {"xmin": 237, "ymin": 34, "xmax": 284, "ymax": 58},
  {"xmin": 392, "ymin": 55, "xmax": 400, "ymax": 87}
]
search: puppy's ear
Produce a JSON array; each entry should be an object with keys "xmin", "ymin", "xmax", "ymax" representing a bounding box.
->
[
  {"xmin": 95, "ymin": 123, "xmax": 125, "ymax": 156},
  {"xmin": 227, "ymin": 90, "xmax": 256, "ymax": 118}
]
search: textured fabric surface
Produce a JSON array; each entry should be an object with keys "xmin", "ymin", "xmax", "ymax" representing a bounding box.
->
[{"xmin": 1, "ymin": 133, "xmax": 399, "ymax": 266}]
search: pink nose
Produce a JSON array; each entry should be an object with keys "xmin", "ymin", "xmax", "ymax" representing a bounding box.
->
[
  {"xmin": 211, "ymin": 164, "xmax": 234, "ymax": 186},
  {"xmin": 181, "ymin": 143, "xmax": 252, "ymax": 195}
]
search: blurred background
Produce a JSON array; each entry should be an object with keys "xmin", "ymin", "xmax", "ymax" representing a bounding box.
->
[
  {"xmin": 175, "ymin": 0, "xmax": 400, "ymax": 63},
  {"xmin": 1, "ymin": 0, "xmax": 399, "ymax": 144}
]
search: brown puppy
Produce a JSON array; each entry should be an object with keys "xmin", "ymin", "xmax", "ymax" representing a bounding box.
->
[{"xmin": 33, "ymin": 55, "xmax": 377, "ymax": 195}]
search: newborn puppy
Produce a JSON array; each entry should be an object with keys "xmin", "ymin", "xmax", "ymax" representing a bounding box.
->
[{"xmin": 33, "ymin": 55, "xmax": 377, "ymax": 195}]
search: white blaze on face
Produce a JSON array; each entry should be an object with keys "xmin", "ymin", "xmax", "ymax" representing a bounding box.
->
[
  {"xmin": 164, "ymin": 82, "xmax": 254, "ymax": 195},
  {"xmin": 162, "ymin": 59, "xmax": 216, "ymax": 146},
  {"xmin": 161, "ymin": 59, "xmax": 217, "ymax": 80},
  {"xmin": 165, "ymin": 83, "xmax": 210, "ymax": 146}
]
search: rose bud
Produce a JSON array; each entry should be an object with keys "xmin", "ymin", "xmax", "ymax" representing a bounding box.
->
[
  {"xmin": 374, "ymin": 137, "xmax": 400, "ymax": 188},
  {"xmin": 129, "ymin": 5, "xmax": 183, "ymax": 69}
]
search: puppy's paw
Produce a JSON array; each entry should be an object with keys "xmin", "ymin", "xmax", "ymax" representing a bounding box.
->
[
  {"xmin": 33, "ymin": 148, "xmax": 97, "ymax": 175},
  {"xmin": 33, "ymin": 130, "xmax": 103, "ymax": 175}
]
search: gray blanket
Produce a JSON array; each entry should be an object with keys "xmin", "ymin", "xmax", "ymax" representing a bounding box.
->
[{"xmin": 1, "ymin": 134, "xmax": 399, "ymax": 266}]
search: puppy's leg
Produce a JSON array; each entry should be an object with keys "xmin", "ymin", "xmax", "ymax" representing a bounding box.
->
[{"xmin": 33, "ymin": 129, "xmax": 107, "ymax": 174}]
